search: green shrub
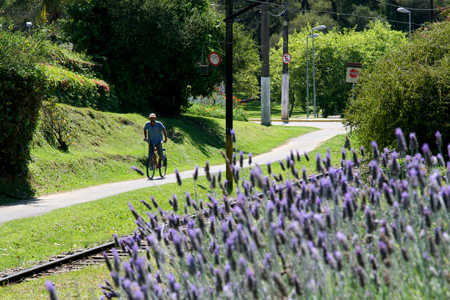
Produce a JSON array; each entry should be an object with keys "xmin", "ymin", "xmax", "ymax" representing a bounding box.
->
[
  {"xmin": 0, "ymin": 31, "xmax": 46, "ymax": 175},
  {"xmin": 345, "ymin": 21, "xmax": 450, "ymax": 150},
  {"xmin": 185, "ymin": 94, "xmax": 249, "ymax": 121},
  {"xmin": 42, "ymin": 63, "xmax": 118, "ymax": 111},
  {"xmin": 270, "ymin": 21, "xmax": 407, "ymax": 117}
]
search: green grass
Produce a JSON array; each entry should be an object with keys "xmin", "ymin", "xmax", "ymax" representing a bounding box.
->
[
  {"xmin": 0, "ymin": 104, "xmax": 318, "ymax": 204},
  {"xmin": 0, "ymin": 133, "xmax": 356, "ymax": 299},
  {"xmin": 0, "ymin": 134, "xmax": 355, "ymax": 291},
  {"xmin": 244, "ymin": 100, "xmax": 307, "ymax": 119}
]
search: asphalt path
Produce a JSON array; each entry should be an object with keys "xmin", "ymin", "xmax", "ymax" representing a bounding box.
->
[{"xmin": 0, "ymin": 120, "xmax": 346, "ymax": 225}]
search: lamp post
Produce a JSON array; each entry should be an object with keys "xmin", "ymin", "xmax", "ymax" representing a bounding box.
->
[
  {"xmin": 306, "ymin": 33, "xmax": 319, "ymax": 118},
  {"xmin": 397, "ymin": 7, "xmax": 411, "ymax": 42},
  {"xmin": 312, "ymin": 25, "xmax": 326, "ymax": 118}
]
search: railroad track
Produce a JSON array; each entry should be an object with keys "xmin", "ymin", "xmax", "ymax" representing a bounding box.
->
[{"xmin": 0, "ymin": 169, "xmax": 336, "ymax": 286}]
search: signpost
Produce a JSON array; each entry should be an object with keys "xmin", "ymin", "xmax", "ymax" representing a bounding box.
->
[
  {"xmin": 346, "ymin": 62, "xmax": 362, "ymax": 136},
  {"xmin": 346, "ymin": 62, "xmax": 362, "ymax": 83},
  {"xmin": 282, "ymin": 53, "xmax": 291, "ymax": 64},
  {"xmin": 209, "ymin": 52, "xmax": 221, "ymax": 66}
]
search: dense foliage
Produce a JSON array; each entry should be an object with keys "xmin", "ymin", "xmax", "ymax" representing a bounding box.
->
[
  {"xmin": 345, "ymin": 21, "xmax": 450, "ymax": 150},
  {"xmin": 270, "ymin": 21, "xmax": 406, "ymax": 117},
  {"xmin": 0, "ymin": 30, "xmax": 47, "ymax": 175},
  {"xmin": 45, "ymin": 128, "xmax": 450, "ymax": 299},
  {"xmin": 60, "ymin": 0, "xmax": 259, "ymax": 115}
]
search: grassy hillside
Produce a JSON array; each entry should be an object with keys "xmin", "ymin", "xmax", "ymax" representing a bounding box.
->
[{"xmin": 0, "ymin": 104, "xmax": 318, "ymax": 204}]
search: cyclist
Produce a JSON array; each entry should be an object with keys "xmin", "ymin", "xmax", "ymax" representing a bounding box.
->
[{"xmin": 143, "ymin": 113, "xmax": 167, "ymax": 169}]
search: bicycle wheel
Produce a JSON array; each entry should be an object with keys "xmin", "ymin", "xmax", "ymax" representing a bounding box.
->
[
  {"xmin": 159, "ymin": 157, "xmax": 167, "ymax": 178},
  {"xmin": 146, "ymin": 156, "xmax": 156, "ymax": 179}
]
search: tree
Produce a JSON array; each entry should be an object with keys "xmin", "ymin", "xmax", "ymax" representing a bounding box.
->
[
  {"xmin": 345, "ymin": 21, "xmax": 450, "ymax": 151},
  {"xmin": 62, "ymin": 0, "xmax": 223, "ymax": 115},
  {"xmin": 270, "ymin": 20, "xmax": 406, "ymax": 117}
]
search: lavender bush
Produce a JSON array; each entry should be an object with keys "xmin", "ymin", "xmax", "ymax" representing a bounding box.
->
[{"xmin": 48, "ymin": 128, "xmax": 450, "ymax": 299}]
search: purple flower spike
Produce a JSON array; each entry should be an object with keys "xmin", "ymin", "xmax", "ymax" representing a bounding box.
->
[
  {"xmin": 360, "ymin": 146, "xmax": 365, "ymax": 157},
  {"xmin": 304, "ymin": 151, "xmax": 310, "ymax": 162},
  {"xmin": 239, "ymin": 151, "xmax": 244, "ymax": 168},
  {"xmin": 193, "ymin": 165, "xmax": 199, "ymax": 181},
  {"xmin": 316, "ymin": 153, "xmax": 322, "ymax": 173},
  {"xmin": 395, "ymin": 128, "xmax": 407, "ymax": 152},
  {"xmin": 436, "ymin": 131, "xmax": 442, "ymax": 148},
  {"xmin": 406, "ymin": 225, "xmax": 416, "ymax": 241},
  {"xmin": 371, "ymin": 141, "xmax": 380, "ymax": 161},
  {"xmin": 248, "ymin": 153, "xmax": 252, "ymax": 166},
  {"xmin": 409, "ymin": 133, "xmax": 418, "ymax": 151},
  {"xmin": 296, "ymin": 150, "xmax": 301, "ymax": 162},
  {"xmin": 422, "ymin": 144, "xmax": 433, "ymax": 166},
  {"xmin": 230, "ymin": 129, "xmax": 236, "ymax": 143},
  {"xmin": 131, "ymin": 166, "xmax": 145, "ymax": 176},
  {"xmin": 175, "ymin": 168, "xmax": 182, "ymax": 186},
  {"xmin": 46, "ymin": 281, "xmax": 59, "ymax": 300},
  {"xmin": 336, "ymin": 232, "xmax": 349, "ymax": 251}
]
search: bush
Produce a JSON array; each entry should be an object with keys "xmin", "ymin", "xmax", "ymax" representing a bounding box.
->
[
  {"xmin": 43, "ymin": 63, "xmax": 118, "ymax": 111},
  {"xmin": 0, "ymin": 30, "xmax": 47, "ymax": 175},
  {"xmin": 345, "ymin": 21, "xmax": 450, "ymax": 151},
  {"xmin": 270, "ymin": 21, "xmax": 406, "ymax": 117},
  {"xmin": 46, "ymin": 128, "xmax": 450, "ymax": 299},
  {"xmin": 185, "ymin": 94, "xmax": 249, "ymax": 121}
]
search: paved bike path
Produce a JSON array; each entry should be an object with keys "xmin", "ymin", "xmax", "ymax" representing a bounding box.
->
[{"xmin": 0, "ymin": 121, "xmax": 346, "ymax": 225}]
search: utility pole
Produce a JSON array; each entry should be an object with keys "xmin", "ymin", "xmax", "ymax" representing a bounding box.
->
[
  {"xmin": 223, "ymin": 0, "xmax": 260, "ymax": 189},
  {"xmin": 225, "ymin": 0, "xmax": 233, "ymax": 189},
  {"xmin": 281, "ymin": 1, "xmax": 289, "ymax": 120},
  {"xmin": 431, "ymin": 0, "xmax": 434, "ymax": 22},
  {"xmin": 261, "ymin": 3, "xmax": 271, "ymax": 126}
]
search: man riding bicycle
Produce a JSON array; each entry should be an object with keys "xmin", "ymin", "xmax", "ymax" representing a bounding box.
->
[{"xmin": 143, "ymin": 113, "xmax": 167, "ymax": 169}]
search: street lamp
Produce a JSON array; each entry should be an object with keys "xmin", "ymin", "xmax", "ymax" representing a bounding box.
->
[
  {"xmin": 397, "ymin": 7, "xmax": 411, "ymax": 42},
  {"xmin": 312, "ymin": 25, "xmax": 326, "ymax": 118},
  {"xmin": 306, "ymin": 33, "xmax": 319, "ymax": 118}
]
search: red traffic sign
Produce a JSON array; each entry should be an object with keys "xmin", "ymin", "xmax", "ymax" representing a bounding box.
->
[
  {"xmin": 346, "ymin": 62, "xmax": 362, "ymax": 83},
  {"xmin": 282, "ymin": 53, "xmax": 291, "ymax": 64},
  {"xmin": 349, "ymin": 69, "xmax": 359, "ymax": 78},
  {"xmin": 209, "ymin": 52, "xmax": 221, "ymax": 66}
]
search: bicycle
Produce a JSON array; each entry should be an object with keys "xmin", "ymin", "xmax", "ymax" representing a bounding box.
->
[{"xmin": 146, "ymin": 143, "xmax": 167, "ymax": 179}]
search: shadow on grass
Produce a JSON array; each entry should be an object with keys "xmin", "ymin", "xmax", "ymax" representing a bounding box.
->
[{"xmin": 0, "ymin": 175, "xmax": 35, "ymax": 205}]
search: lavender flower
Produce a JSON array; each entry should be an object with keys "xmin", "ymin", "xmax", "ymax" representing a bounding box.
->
[
  {"xmin": 296, "ymin": 150, "xmax": 301, "ymax": 162},
  {"xmin": 371, "ymin": 141, "xmax": 380, "ymax": 161},
  {"xmin": 395, "ymin": 128, "xmax": 407, "ymax": 152},
  {"xmin": 46, "ymin": 281, "xmax": 59, "ymax": 300},
  {"xmin": 171, "ymin": 194, "xmax": 178, "ymax": 212},
  {"xmin": 193, "ymin": 165, "xmax": 199, "ymax": 181},
  {"xmin": 360, "ymin": 146, "xmax": 365, "ymax": 157},
  {"xmin": 409, "ymin": 132, "xmax": 418, "ymax": 151},
  {"xmin": 248, "ymin": 153, "xmax": 252, "ymax": 165},
  {"xmin": 316, "ymin": 153, "xmax": 322, "ymax": 173},
  {"xmin": 422, "ymin": 143, "xmax": 433, "ymax": 166},
  {"xmin": 175, "ymin": 168, "xmax": 182, "ymax": 186},
  {"xmin": 304, "ymin": 151, "xmax": 310, "ymax": 162},
  {"xmin": 345, "ymin": 136, "xmax": 351, "ymax": 149},
  {"xmin": 230, "ymin": 129, "xmax": 236, "ymax": 143},
  {"xmin": 336, "ymin": 232, "xmax": 349, "ymax": 251},
  {"xmin": 405, "ymin": 225, "xmax": 416, "ymax": 241},
  {"xmin": 390, "ymin": 151, "xmax": 401, "ymax": 178},
  {"xmin": 436, "ymin": 131, "xmax": 442, "ymax": 149},
  {"xmin": 131, "ymin": 166, "xmax": 145, "ymax": 176}
]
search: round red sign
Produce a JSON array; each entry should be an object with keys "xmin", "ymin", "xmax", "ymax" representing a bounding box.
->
[
  {"xmin": 283, "ymin": 53, "xmax": 291, "ymax": 64},
  {"xmin": 208, "ymin": 52, "xmax": 221, "ymax": 66},
  {"xmin": 349, "ymin": 69, "xmax": 359, "ymax": 78}
]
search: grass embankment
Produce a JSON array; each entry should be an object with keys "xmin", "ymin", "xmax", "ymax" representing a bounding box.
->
[
  {"xmin": 0, "ymin": 133, "xmax": 355, "ymax": 299},
  {"xmin": 0, "ymin": 104, "xmax": 317, "ymax": 205}
]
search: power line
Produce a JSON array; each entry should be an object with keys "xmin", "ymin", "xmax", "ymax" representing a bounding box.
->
[
  {"xmin": 247, "ymin": 0, "xmax": 423, "ymax": 26},
  {"xmin": 376, "ymin": 0, "xmax": 440, "ymax": 11}
]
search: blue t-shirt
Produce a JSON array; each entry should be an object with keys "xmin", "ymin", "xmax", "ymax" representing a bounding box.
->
[{"xmin": 144, "ymin": 121, "xmax": 165, "ymax": 145}]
